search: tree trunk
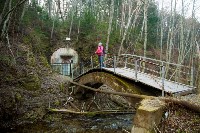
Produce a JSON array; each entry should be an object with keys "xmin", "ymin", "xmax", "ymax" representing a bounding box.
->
[
  {"xmin": 189, "ymin": 0, "xmax": 196, "ymax": 87},
  {"xmin": 120, "ymin": 1, "xmax": 125, "ymax": 36},
  {"xmin": 143, "ymin": 0, "xmax": 148, "ymax": 58},
  {"xmin": 196, "ymin": 42, "xmax": 200, "ymax": 93},
  {"xmin": 124, "ymin": 1, "xmax": 142, "ymax": 54},
  {"xmin": 47, "ymin": 0, "xmax": 52, "ymax": 17},
  {"xmin": 165, "ymin": 0, "xmax": 173, "ymax": 79},
  {"xmin": 105, "ymin": 0, "xmax": 114, "ymax": 59},
  {"xmin": 0, "ymin": 0, "xmax": 10, "ymax": 27},
  {"xmin": 160, "ymin": 0, "xmax": 164, "ymax": 61},
  {"xmin": 1, "ymin": 0, "xmax": 12, "ymax": 38},
  {"xmin": 178, "ymin": 0, "xmax": 185, "ymax": 66},
  {"xmin": 118, "ymin": 0, "xmax": 142, "ymax": 56}
]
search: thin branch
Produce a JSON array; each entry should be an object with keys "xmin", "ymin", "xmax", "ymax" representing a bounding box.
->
[
  {"xmin": 2, "ymin": 0, "xmax": 28, "ymax": 21},
  {"xmin": 6, "ymin": 33, "xmax": 16, "ymax": 63}
]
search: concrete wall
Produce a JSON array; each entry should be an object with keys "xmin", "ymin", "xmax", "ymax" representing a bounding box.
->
[
  {"xmin": 51, "ymin": 48, "xmax": 78, "ymax": 75},
  {"xmin": 51, "ymin": 47, "xmax": 78, "ymax": 64}
]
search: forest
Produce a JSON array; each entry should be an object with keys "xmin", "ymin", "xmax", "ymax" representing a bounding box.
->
[{"xmin": 0, "ymin": 0, "xmax": 200, "ymax": 132}]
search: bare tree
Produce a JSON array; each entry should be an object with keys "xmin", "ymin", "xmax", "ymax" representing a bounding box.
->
[
  {"xmin": 160, "ymin": 0, "xmax": 164, "ymax": 61},
  {"xmin": 143, "ymin": 0, "xmax": 149, "ymax": 58},
  {"xmin": 118, "ymin": 0, "xmax": 142, "ymax": 56},
  {"xmin": 105, "ymin": 0, "xmax": 114, "ymax": 58}
]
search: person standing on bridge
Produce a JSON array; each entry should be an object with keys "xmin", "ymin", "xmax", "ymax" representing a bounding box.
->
[{"xmin": 95, "ymin": 42, "xmax": 105, "ymax": 68}]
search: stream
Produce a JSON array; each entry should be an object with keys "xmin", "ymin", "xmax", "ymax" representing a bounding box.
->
[{"xmin": 4, "ymin": 114, "xmax": 134, "ymax": 133}]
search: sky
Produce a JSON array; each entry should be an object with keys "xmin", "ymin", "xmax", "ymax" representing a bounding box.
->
[{"xmin": 155, "ymin": 0, "xmax": 200, "ymax": 21}]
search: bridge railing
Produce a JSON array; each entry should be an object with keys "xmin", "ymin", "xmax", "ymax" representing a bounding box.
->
[
  {"xmin": 119, "ymin": 54, "xmax": 193, "ymax": 87},
  {"xmin": 68, "ymin": 54, "xmax": 194, "ymax": 89}
]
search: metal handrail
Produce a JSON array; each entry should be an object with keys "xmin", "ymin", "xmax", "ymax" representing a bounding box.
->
[
  {"xmin": 109, "ymin": 54, "xmax": 193, "ymax": 87},
  {"xmin": 121, "ymin": 54, "xmax": 189, "ymax": 68}
]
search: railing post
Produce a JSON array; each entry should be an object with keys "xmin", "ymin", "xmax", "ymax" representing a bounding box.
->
[
  {"xmin": 83, "ymin": 65, "xmax": 85, "ymax": 74},
  {"xmin": 135, "ymin": 59, "xmax": 138, "ymax": 82},
  {"xmin": 70, "ymin": 63, "xmax": 72, "ymax": 76},
  {"xmin": 160, "ymin": 62, "xmax": 164, "ymax": 77},
  {"xmin": 71, "ymin": 68, "xmax": 74, "ymax": 79},
  {"xmin": 80, "ymin": 60, "xmax": 84, "ymax": 75},
  {"xmin": 70, "ymin": 60, "xmax": 74, "ymax": 79},
  {"xmin": 161, "ymin": 65, "xmax": 165, "ymax": 97},
  {"xmin": 91, "ymin": 56, "xmax": 93, "ymax": 69},
  {"xmin": 61, "ymin": 64, "xmax": 64, "ymax": 75},
  {"xmin": 139, "ymin": 57, "xmax": 141, "ymax": 71},
  {"xmin": 125, "ymin": 55, "xmax": 128, "ymax": 68},
  {"xmin": 142, "ymin": 57, "xmax": 146, "ymax": 72},
  {"xmin": 114, "ymin": 56, "xmax": 116, "ymax": 73},
  {"xmin": 190, "ymin": 67, "xmax": 194, "ymax": 86}
]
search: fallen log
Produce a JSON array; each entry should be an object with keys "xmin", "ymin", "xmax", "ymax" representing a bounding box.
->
[
  {"xmin": 47, "ymin": 108, "xmax": 135, "ymax": 115},
  {"xmin": 70, "ymin": 81, "xmax": 154, "ymax": 99},
  {"xmin": 69, "ymin": 81, "xmax": 200, "ymax": 113}
]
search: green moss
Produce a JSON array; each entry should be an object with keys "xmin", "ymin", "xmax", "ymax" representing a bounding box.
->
[
  {"xmin": 5, "ymin": 74, "xmax": 15, "ymax": 81},
  {"xmin": 22, "ymin": 74, "xmax": 41, "ymax": 91},
  {"xmin": 23, "ymin": 36, "xmax": 31, "ymax": 44},
  {"xmin": 103, "ymin": 72, "xmax": 144, "ymax": 94},
  {"xmin": 23, "ymin": 82, "xmax": 40, "ymax": 91},
  {"xmin": 39, "ymin": 55, "xmax": 50, "ymax": 68},
  {"xmin": 54, "ymin": 99, "xmax": 60, "ymax": 106},
  {"xmin": 0, "ymin": 55, "xmax": 12, "ymax": 65},
  {"xmin": 15, "ymin": 92, "xmax": 22, "ymax": 101},
  {"xmin": 44, "ymin": 114, "xmax": 63, "ymax": 122},
  {"xmin": 59, "ymin": 83, "xmax": 64, "ymax": 91},
  {"xmin": 86, "ymin": 112, "xmax": 96, "ymax": 117},
  {"xmin": 24, "ymin": 108, "xmax": 46, "ymax": 120},
  {"xmin": 27, "ymin": 52, "xmax": 36, "ymax": 67}
]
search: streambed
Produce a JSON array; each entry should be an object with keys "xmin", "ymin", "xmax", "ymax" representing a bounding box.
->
[{"xmin": 5, "ymin": 114, "xmax": 134, "ymax": 133}]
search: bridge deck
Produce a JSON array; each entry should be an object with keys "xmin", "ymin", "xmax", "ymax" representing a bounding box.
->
[{"xmin": 103, "ymin": 67, "xmax": 194, "ymax": 95}]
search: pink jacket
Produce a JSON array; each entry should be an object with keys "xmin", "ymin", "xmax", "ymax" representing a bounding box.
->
[{"xmin": 95, "ymin": 46, "xmax": 104, "ymax": 56}]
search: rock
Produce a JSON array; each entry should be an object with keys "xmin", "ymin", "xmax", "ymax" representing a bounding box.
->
[{"xmin": 132, "ymin": 98, "xmax": 166, "ymax": 133}]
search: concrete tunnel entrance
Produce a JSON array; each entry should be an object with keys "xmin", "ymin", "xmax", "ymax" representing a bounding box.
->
[{"xmin": 51, "ymin": 48, "xmax": 78, "ymax": 76}]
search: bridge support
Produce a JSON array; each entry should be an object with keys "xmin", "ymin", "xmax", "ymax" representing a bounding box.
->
[{"xmin": 132, "ymin": 99, "xmax": 166, "ymax": 133}]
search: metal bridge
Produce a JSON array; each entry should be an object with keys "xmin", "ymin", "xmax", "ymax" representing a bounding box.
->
[{"xmin": 52, "ymin": 54, "xmax": 196, "ymax": 96}]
